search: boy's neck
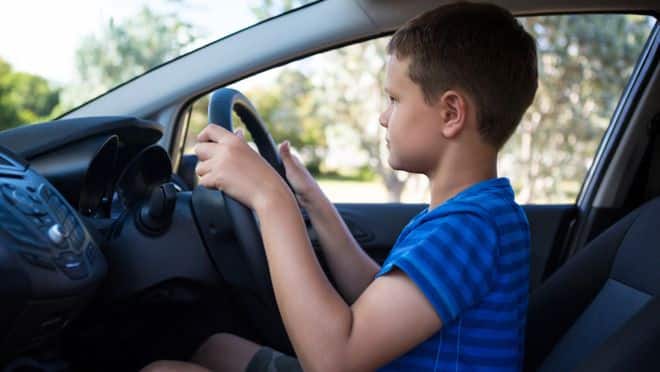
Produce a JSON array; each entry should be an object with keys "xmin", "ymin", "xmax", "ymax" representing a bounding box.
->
[{"xmin": 427, "ymin": 148, "xmax": 498, "ymax": 211}]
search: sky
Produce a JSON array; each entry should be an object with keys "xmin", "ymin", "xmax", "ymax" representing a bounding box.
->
[{"xmin": 0, "ymin": 0, "xmax": 258, "ymax": 84}]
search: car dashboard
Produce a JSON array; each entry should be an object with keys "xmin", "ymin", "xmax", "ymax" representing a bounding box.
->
[
  {"xmin": 0, "ymin": 145, "xmax": 106, "ymax": 356},
  {"xmin": 0, "ymin": 116, "xmax": 171, "ymax": 359}
]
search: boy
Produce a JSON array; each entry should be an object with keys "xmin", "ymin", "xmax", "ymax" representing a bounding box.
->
[{"xmin": 144, "ymin": 2, "xmax": 537, "ymax": 371}]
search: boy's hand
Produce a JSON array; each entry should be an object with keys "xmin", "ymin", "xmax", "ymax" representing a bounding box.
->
[
  {"xmin": 194, "ymin": 124, "xmax": 290, "ymax": 211},
  {"xmin": 279, "ymin": 141, "xmax": 324, "ymax": 207}
]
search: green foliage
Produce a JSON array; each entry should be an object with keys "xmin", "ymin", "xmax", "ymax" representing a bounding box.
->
[
  {"xmin": 66, "ymin": 6, "xmax": 197, "ymax": 108},
  {"xmin": 0, "ymin": 58, "xmax": 60, "ymax": 130},
  {"xmin": 502, "ymin": 15, "xmax": 654, "ymax": 203},
  {"xmin": 184, "ymin": 10, "xmax": 653, "ymax": 203},
  {"xmin": 318, "ymin": 166, "xmax": 377, "ymax": 182},
  {"xmin": 224, "ymin": 14, "xmax": 654, "ymax": 203},
  {"xmin": 0, "ymin": 3, "xmax": 200, "ymax": 125},
  {"xmin": 247, "ymin": 70, "xmax": 328, "ymax": 167},
  {"xmin": 185, "ymin": 69, "xmax": 328, "ymax": 173}
]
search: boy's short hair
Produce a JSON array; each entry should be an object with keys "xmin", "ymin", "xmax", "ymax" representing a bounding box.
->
[{"xmin": 388, "ymin": 2, "xmax": 538, "ymax": 149}]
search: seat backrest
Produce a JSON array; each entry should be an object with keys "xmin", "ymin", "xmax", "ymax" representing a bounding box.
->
[{"xmin": 524, "ymin": 198, "xmax": 660, "ymax": 372}]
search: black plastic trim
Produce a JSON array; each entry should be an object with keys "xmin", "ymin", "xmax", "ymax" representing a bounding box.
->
[{"xmin": 0, "ymin": 116, "xmax": 162, "ymax": 160}]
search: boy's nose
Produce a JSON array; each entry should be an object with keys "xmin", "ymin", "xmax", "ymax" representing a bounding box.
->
[{"xmin": 379, "ymin": 110, "xmax": 389, "ymax": 128}]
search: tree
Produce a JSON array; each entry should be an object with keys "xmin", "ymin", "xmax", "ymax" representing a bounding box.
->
[
  {"xmin": 306, "ymin": 15, "xmax": 654, "ymax": 203},
  {"xmin": 246, "ymin": 69, "xmax": 328, "ymax": 174},
  {"xmin": 503, "ymin": 15, "xmax": 653, "ymax": 203},
  {"xmin": 212, "ymin": 4, "xmax": 656, "ymax": 203},
  {"xmin": 63, "ymin": 5, "xmax": 197, "ymax": 109},
  {"xmin": 0, "ymin": 58, "xmax": 60, "ymax": 130},
  {"xmin": 247, "ymin": 0, "xmax": 408, "ymax": 200},
  {"xmin": 310, "ymin": 40, "xmax": 413, "ymax": 201},
  {"xmin": 182, "ymin": 0, "xmax": 329, "ymax": 175},
  {"xmin": 185, "ymin": 69, "xmax": 329, "ymax": 175}
]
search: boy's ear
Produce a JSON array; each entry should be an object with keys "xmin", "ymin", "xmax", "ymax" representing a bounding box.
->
[{"xmin": 438, "ymin": 90, "xmax": 467, "ymax": 139}]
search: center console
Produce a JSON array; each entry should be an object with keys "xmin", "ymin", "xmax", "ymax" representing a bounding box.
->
[{"xmin": 0, "ymin": 146, "xmax": 107, "ymax": 357}]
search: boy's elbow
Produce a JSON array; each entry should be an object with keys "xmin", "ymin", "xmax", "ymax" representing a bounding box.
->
[
  {"xmin": 304, "ymin": 357, "xmax": 355, "ymax": 372},
  {"xmin": 308, "ymin": 346, "xmax": 374, "ymax": 372},
  {"xmin": 302, "ymin": 343, "xmax": 355, "ymax": 372},
  {"xmin": 300, "ymin": 309, "xmax": 358, "ymax": 371}
]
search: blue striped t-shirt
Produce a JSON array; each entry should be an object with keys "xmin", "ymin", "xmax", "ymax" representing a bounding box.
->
[{"xmin": 376, "ymin": 177, "xmax": 530, "ymax": 371}]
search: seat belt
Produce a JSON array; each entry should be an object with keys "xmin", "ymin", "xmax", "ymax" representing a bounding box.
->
[{"xmin": 642, "ymin": 113, "xmax": 660, "ymax": 201}]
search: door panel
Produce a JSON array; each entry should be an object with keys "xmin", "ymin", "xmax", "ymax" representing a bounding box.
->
[
  {"xmin": 331, "ymin": 203, "xmax": 576, "ymax": 292},
  {"xmin": 328, "ymin": 203, "xmax": 426, "ymax": 264}
]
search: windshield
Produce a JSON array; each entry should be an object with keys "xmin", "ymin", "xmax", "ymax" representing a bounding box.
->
[{"xmin": 0, "ymin": 0, "xmax": 315, "ymax": 130}]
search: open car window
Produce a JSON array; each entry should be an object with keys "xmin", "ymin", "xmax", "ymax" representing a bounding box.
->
[{"xmin": 184, "ymin": 14, "xmax": 655, "ymax": 205}]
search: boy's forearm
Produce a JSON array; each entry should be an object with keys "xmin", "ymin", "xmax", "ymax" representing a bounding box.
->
[
  {"xmin": 302, "ymin": 189, "xmax": 381, "ymax": 303},
  {"xmin": 254, "ymin": 189, "xmax": 354, "ymax": 371}
]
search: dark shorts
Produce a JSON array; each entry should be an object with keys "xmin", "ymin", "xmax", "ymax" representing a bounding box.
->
[{"xmin": 245, "ymin": 347, "xmax": 302, "ymax": 372}]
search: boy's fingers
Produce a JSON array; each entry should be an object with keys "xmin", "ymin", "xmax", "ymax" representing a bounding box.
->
[
  {"xmin": 198, "ymin": 173, "xmax": 214, "ymax": 188},
  {"xmin": 197, "ymin": 123, "xmax": 231, "ymax": 142},
  {"xmin": 279, "ymin": 142, "xmax": 297, "ymax": 168},
  {"xmin": 195, "ymin": 159, "xmax": 209, "ymax": 177},
  {"xmin": 194, "ymin": 142, "xmax": 215, "ymax": 161},
  {"xmin": 279, "ymin": 141, "xmax": 289, "ymax": 157},
  {"xmin": 196, "ymin": 126, "xmax": 213, "ymax": 142},
  {"xmin": 279, "ymin": 141, "xmax": 307, "ymax": 172}
]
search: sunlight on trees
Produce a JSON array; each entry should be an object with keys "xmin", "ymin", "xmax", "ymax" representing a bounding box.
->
[
  {"xmin": 502, "ymin": 15, "xmax": 653, "ymax": 203},
  {"xmin": 60, "ymin": 6, "xmax": 198, "ymax": 111},
  {"xmin": 0, "ymin": 58, "xmax": 60, "ymax": 131}
]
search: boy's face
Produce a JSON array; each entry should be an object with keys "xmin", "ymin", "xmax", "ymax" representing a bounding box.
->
[{"xmin": 380, "ymin": 55, "xmax": 445, "ymax": 174}]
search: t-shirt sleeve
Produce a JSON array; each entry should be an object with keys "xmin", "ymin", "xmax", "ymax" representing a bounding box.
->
[{"xmin": 375, "ymin": 212, "xmax": 498, "ymax": 324}]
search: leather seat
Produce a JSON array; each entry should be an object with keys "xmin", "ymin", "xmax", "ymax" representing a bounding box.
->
[{"xmin": 524, "ymin": 198, "xmax": 660, "ymax": 371}]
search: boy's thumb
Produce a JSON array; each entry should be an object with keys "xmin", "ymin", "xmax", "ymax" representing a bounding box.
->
[
  {"xmin": 280, "ymin": 141, "xmax": 298, "ymax": 170},
  {"xmin": 280, "ymin": 141, "xmax": 291, "ymax": 158}
]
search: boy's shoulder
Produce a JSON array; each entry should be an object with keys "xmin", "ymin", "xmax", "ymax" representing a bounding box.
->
[
  {"xmin": 404, "ymin": 178, "xmax": 529, "ymax": 249},
  {"xmin": 423, "ymin": 178, "xmax": 521, "ymax": 224},
  {"xmin": 378, "ymin": 179, "xmax": 528, "ymax": 324}
]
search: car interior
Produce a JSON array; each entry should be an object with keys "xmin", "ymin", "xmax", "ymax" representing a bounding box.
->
[{"xmin": 0, "ymin": 0, "xmax": 659, "ymax": 371}]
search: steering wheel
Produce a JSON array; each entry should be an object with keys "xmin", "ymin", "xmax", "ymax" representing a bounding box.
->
[{"xmin": 191, "ymin": 88, "xmax": 287, "ymax": 313}]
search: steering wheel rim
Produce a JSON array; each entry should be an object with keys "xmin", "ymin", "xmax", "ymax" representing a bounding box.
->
[
  {"xmin": 192, "ymin": 88, "xmax": 285, "ymax": 312},
  {"xmin": 208, "ymin": 88, "xmax": 286, "ymax": 178}
]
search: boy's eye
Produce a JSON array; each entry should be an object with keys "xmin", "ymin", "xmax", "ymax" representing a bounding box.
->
[{"xmin": 388, "ymin": 95, "xmax": 398, "ymax": 103}]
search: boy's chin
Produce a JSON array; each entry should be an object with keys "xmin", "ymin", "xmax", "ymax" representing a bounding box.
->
[
  {"xmin": 388, "ymin": 154, "xmax": 428, "ymax": 174},
  {"xmin": 387, "ymin": 155, "xmax": 399, "ymax": 170},
  {"xmin": 387, "ymin": 155, "xmax": 408, "ymax": 172}
]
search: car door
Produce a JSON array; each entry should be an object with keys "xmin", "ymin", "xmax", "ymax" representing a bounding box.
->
[{"xmin": 176, "ymin": 13, "xmax": 656, "ymax": 293}]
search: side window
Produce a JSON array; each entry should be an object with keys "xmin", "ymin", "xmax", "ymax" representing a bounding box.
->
[{"xmin": 184, "ymin": 14, "xmax": 655, "ymax": 204}]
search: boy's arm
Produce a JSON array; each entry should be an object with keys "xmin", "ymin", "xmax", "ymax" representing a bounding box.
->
[
  {"xmin": 279, "ymin": 141, "xmax": 380, "ymax": 303},
  {"xmin": 256, "ymin": 189, "xmax": 443, "ymax": 372},
  {"xmin": 304, "ymin": 188, "xmax": 380, "ymax": 304},
  {"xmin": 195, "ymin": 126, "xmax": 445, "ymax": 371}
]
